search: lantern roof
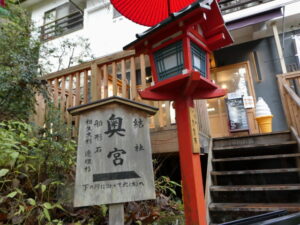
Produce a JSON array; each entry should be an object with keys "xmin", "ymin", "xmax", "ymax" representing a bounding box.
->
[{"xmin": 124, "ymin": 0, "xmax": 233, "ymax": 53}]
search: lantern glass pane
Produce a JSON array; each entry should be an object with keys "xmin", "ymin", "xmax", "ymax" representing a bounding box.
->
[
  {"xmin": 193, "ymin": 55, "xmax": 201, "ymax": 70},
  {"xmin": 163, "ymin": 54, "xmax": 177, "ymax": 70},
  {"xmin": 191, "ymin": 42, "xmax": 206, "ymax": 78},
  {"xmin": 154, "ymin": 41, "xmax": 184, "ymax": 81}
]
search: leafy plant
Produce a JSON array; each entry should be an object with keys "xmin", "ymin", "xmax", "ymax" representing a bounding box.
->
[
  {"xmin": 123, "ymin": 160, "xmax": 183, "ymax": 225},
  {"xmin": 0, "ymin": 120, "xmax": 78, "ymax": 224},
  {"xmin": 0, "ymin": 2, "xmax": 48, "ymax": 121},
  {"xmin": 0, "ymin": 2, "xmax": 94, "ymax": 121},
  {"xmin": 155, "ymin": 176, "xmax": 181, "ymax": 198}
]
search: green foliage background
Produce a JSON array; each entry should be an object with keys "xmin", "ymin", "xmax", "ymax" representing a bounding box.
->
[
  {"xmin": 0, "ymin": 120, "xmax": 107, "ymax": 225},
  {"xmin": 0, "ymin": 2, "xmax": 48, "ymax": 121}
]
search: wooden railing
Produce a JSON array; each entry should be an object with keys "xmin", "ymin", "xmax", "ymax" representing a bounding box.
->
[
  {"xmin": 278, "ymin": 71, "xmax": 300, "ymax": 139},
  {"xmin": 219, "ymin": 0, "xmax": 274, "ymax": 14},
  {"xmin": 34, "ymin": 50, "xmax": 211, "ymax": 151}
]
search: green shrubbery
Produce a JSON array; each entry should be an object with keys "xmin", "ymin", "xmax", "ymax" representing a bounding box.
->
[
  {"xmin": 0, "ymin": 2, "xmax": 48, "ymax": 121},
  {"xmin": 0, "ymin": 120, "xmax": 184, "ymax": 224},
  {"xmin": 0, "ymin": 120, "xmax": 80, "ymax": 224}
]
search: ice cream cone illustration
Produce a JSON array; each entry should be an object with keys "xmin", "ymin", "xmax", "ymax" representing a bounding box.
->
[{"xmin": 255, "ymin": 97, "xmax": 273, "ymax": 133}]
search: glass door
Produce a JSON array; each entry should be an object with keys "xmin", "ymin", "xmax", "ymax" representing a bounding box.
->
[{"xmin": 207, "ymin": 62, "xmax": 259, "ymax": 138}]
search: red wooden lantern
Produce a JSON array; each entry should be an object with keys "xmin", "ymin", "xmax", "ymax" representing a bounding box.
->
[
  {"xmin": 124, "ymin": 0, "xmax": 233, "ymax": 101},
  {"xmin": 124, "ymin": 1, "xmax": 233, "ymax": 225}
]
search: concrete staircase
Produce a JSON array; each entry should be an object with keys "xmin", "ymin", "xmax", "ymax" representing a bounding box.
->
[{"xmin": 208, "ymin": 131, "xmax": 300, "ymax": 224}]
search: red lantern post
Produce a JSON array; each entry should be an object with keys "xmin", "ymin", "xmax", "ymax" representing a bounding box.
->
[
  {"xmin": 124, "ymin": 1, "xmax": 233, "ymax": 224},
  {"xmin": 175, "ymin": 96, "xmax": 207, "ymax": 224}
]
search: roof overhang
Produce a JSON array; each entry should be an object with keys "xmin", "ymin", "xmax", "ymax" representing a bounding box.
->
[
  {"xmin": 227, "ymin": 8, "xmax": 282, "ymax": 31},
  {"xmin": 223, "ymin": 0, "xmax": 298, "ymax": 23},
  {"xmin": 124, "ymin": 0, "xmax": 233, "ymax": 53}
]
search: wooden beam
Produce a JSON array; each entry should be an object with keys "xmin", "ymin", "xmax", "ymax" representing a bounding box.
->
[
  {"xmin": 91, "ymin": 63, "xmax": 102, "ymax": 101},
  {"xmin": 140, "ymin": 54, "xmax": 147, "ymax": 90},
  {"xmin": 67, "ymin": 75, "xmax": 74, "ymax": 126},
  {"xmin": 121, "ymin": 59, "xmax": 127, "ymax": 98},
  {"xmin": 103, "ymin": 64, "xmax": 108, "ymax": 98},
  {"xmin": 277, "ymin": 75, "xmax": 291, "ymax": 126},
  {"xmin": 164, "ymin": 101, "xmax": 171, "ymax": 128},
  {"xmin": 154, "ymin": 101, "xmax": 160, "ymax": 129},
  {"xmin": 130, "ymin": 56, "xmax": 137, "ymax": 100},
  {"xmin": 53, "ymin": 78, "xmax": 59, "ymax": 107},
  {"xmin": 83, "ymin": 70, "xmax": 89, "ymax": 104},
  {"xmin": 283, "ymin": 83, "xmax": 300, "ymax": 107},
  {"xmin": 60, "ymin": 76, "xmax": 66, "ymax": 117},
  {"xmin": 75, "ymin": 72, "xmax": 81, "ymax": 106},
  {"xmin": 112, "ymin": 62, "xmax": 117, "ymax": 96},
  {"xmin": 150, "ymin": 127, "xmax": 178, "ymax": 154}
]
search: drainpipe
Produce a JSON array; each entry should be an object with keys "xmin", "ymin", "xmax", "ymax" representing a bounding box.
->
[{"xmin": 271, "ymin": 22, "xmax": 287, "ymax": 73}]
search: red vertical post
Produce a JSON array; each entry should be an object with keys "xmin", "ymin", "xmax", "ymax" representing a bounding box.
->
[{"xmin": 175, "ymin": 96, "xmax": 207, "ymax": 225}]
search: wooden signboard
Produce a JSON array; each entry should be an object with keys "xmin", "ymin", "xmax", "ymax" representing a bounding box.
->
[
  {"xmin": 68, "ymin": 97, "xmax": 158, "ymax": 207},
  {"xmin": 189, "ymin": 107, "xmax": 201, "ymax": 154},
  {"xmin": 225, "ymin": 98, "xmax": 249, "ymax": 132}
]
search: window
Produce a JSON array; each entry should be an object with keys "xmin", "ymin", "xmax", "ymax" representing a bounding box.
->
[{"xmin": 41, "ymin": 2, "xmax": 84, "ymax": 41}]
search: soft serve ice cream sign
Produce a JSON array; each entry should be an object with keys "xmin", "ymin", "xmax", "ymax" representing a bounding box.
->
[{"xmin": 255, "ymin": 97, "xmax": 273, "ymax": 133}]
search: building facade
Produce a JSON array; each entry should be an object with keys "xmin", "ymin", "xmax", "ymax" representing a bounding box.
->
[{"xmin": 23, "ymin": 0, "xmax": 300, "ymax": 140}]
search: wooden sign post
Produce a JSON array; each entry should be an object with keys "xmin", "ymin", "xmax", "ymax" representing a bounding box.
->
[{"xmin": 68, "ymin": 96, "xmax": 158, "ymax": 224}]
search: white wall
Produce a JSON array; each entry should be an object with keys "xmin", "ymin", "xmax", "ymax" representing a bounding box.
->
[
  {"xmin": 28, "ymin": 0, "xmax": 147, "ymax": 72},
  {"xmin": 85, "ymin": 1, "xmax": 147, "ymax": 57}
]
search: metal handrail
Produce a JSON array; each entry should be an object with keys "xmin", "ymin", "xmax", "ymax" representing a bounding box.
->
[
  {"xmin": 40, "ymin": 11, "xmax": 83, "ymax": 41},
  {"xmin": 42, "ymin": 11, "xmax": 82, "ymax": 27}
]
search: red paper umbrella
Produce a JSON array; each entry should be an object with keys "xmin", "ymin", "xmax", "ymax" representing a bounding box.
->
[{"xmin": 110, "ymin": 0, "xmax": 197, "ymax": 26}]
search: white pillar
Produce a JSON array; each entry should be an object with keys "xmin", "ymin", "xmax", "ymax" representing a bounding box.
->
[{"xmin": 272, "ymin": 22, "xmax": 287, "ymax": 73}]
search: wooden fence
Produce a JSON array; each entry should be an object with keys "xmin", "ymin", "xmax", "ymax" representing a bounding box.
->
[
  {"xmin": 34, "ymin": 50, "xmax": 211, "ymax": 151},
  {"xmin": 278, "ymin": 71, "xmax": 300, "ymax": 139}
]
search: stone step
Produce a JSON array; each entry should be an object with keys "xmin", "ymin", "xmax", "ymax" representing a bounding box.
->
[
  {"xmin": 209, "ymin": 131, "xmax": 300, "ymax": 224},
  {"xmin": 211, "ymin": 168, "xmax": 300, "ymax": 176},
  {"xmin": 212, "ymin": 153, "xmax": 300, "ymax": 163},
  {"xmin": 212, "ymin": 170, "xmax": 300, "ymax": 185},
  {"xmin": 213, "ymin": 131, "xmax": 292, "ymax": 149},
  {"xmin": 209, "ymin": 208, "xmax": 297, "ymax": 224},
  {"xmin": 211, "ymin": 189, "xmax": 300, "ymax": 203},
  {"xmin": 211, "ymin": 184, "xmax": 300, "ymax": 192},
  {"xmin": 209, "ymin": 211, "xmax": 263, "ymax": 224},
  {"xmin": 213, "ymin": 156, "xmax": 298, "ymax": 171},
  {"xmin": 209, "ymin": 203, "xmax": 300, "ymax": 212},
  {"xmin": 213, "ymin": 141, "xmax": 298, "ymax": 159},
  {"xmin": 213, "ymin": 141, "xmax": 297, "ymax": 151}
]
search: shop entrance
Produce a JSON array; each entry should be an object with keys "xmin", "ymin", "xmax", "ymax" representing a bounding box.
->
[{"xmin": 207, "ymin": 62, "xmax": 259, "ymax": 138}]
